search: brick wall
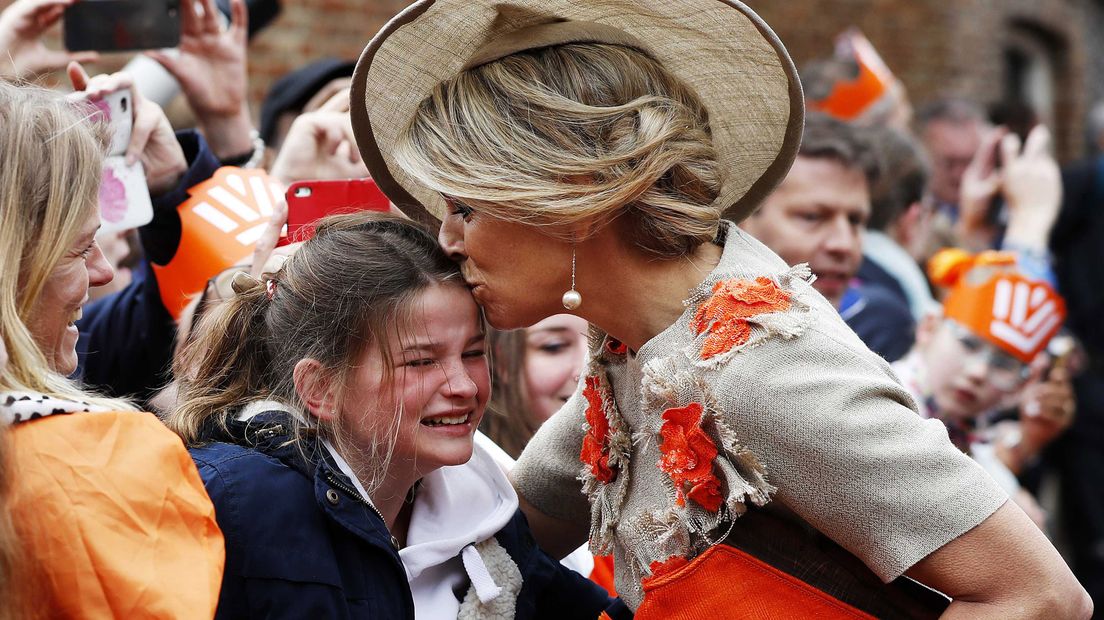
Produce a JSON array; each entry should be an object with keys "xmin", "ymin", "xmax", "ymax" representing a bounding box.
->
[
  {"xmin": 244, "ymin": 0, "xmax": 408, "ymax": 109},
  {"xmin": 753, "ymin": 0, "xmax": 1093, "ymax": 160}
]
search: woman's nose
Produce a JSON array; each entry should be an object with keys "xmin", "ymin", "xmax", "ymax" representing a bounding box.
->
[
  {"xmin": 438, "ymin": 217, "xmax": 466, "ymax": 261},
  {"xmin": 87, "ymin": 243, "xmax": 115, "ymax": 288}
]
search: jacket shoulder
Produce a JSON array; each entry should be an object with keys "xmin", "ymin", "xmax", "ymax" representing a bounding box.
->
[{"xmin": 9, "ymin": 411, "xmax": 224, "ymax": 617}]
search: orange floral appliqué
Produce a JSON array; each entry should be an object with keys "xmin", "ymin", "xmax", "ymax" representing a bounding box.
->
[
  {"xmin": 657, "ymin": 403, "xmax": 722, "ymax": 512},
  {"xmin": 580, "ymin": 376, "xmax": 616, "ymax": 484},
  {"xmin": 642, "ymin": 555, "xmax": 691, "ymax": 587},
  {"xmin": 691, "ymin": 277, "xmax": 792, "ymax": 360}
]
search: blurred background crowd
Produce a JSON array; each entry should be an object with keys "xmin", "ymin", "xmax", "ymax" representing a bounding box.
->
[{"xmin": 2, "ymin": 0, "xmax": 1104, "ymax": 614}]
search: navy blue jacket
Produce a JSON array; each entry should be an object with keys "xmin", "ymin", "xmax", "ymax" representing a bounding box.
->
[
  {"xmin": 190, "ymin": 414, "xmax": 630, "ymax": 619},
  {"xmin": 840, "ymin": 282, "xmax": 915, "ymax": 363}
]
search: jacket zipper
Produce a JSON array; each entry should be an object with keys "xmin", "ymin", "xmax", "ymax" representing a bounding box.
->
[{"xmin": 321, "ymin": 470, "xmax": 401, "ymax": 550}]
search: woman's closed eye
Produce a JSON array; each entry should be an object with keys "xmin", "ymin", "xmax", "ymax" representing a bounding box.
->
[
  {"xmin": 403, "ymin": 357, "xmax": 438, "ymax": 368},
  {"xmin": 445, "ymin": 196, "xmax": 474, "ymax": 221}
]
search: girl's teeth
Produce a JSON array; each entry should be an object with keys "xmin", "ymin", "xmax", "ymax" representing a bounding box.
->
[{"xmin": 423, "ymin": 414, "xmax": 469, "ymax": 426}]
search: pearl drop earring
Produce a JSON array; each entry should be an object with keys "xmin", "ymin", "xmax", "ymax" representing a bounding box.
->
[{"xmin": 562, "ymin": 245, "xmax": 582, "ymax": 310}]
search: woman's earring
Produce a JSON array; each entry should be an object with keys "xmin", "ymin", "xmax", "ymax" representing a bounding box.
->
[{"xmin": 562, "ymin": 245, "xmax": 582, "ymax": 310}]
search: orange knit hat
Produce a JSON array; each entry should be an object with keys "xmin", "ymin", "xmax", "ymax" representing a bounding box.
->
[{"xmin": 928, "ymin": 249, "xmax": 1066, "ymax": 364}]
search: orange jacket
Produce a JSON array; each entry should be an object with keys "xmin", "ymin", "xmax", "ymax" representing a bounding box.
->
[{"xmin": 8, "ymin": 411, "xmax": 224, "ymax": 618}]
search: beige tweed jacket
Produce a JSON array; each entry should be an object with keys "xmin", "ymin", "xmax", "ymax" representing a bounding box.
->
[{"xmin": 513, "ymin": 223, "xmax": 1007, "ymax": 615}]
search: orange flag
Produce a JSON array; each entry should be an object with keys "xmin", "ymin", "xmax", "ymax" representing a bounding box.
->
[{"xmin": 153, "ymin": 167, "xmax": 283, "ymax": 319}]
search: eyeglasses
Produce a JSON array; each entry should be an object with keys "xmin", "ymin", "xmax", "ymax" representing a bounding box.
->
[{"xmin": 942, "ymin": 320, "xmax": 1030, "ymax": 390}]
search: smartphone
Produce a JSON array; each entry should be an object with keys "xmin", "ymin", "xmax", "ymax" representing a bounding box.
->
[
  {"xmin": 64, "ymin": 0, "xmax": 181, "ymax": 52},
  {"xmin": 284, "ymin": 179, "xmax": 391, "ymax": 243},
  {"xmin": 73, "ymin": 87, "xmax": 154, "ymax": 233}
]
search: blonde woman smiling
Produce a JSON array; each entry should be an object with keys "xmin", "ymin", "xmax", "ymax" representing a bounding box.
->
[{"xmin": 0, "ymin": 78, "xmax": 222, "ymax": 617}]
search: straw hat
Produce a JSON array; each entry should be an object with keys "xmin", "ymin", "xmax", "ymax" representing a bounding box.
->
[{"xmin": 350, "ymin": 0, "xmax": 804, "ymax": 225}]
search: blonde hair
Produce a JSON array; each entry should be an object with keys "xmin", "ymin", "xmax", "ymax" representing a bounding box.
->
[
  {"xmin": 0, "ymin": 81, "xmax": 130, "ymax": 410},
  {"xmin": 167, "ymin": 213, "xmax": 466, "ymax": 493},
  {"xmin": 0, "ymin": 80, "xmax": 130, "ymax": 620},
  {"xmin": 395, "ymin": 43, "xmax": 722, "ymax": 258}
]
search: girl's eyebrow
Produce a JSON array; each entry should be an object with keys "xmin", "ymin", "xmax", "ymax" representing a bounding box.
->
[{"xmin": 400, "ymin": 332, "xmax": 485, "ymax": 354}]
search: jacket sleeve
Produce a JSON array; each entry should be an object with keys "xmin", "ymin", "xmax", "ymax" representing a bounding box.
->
[
  {"xmin": 75, "ymin": 130, "xmax": 222, "ymax": 404},
  {"xmin": 502, "ymin": 510, "xmax": 632, "ymax": 620},
  {"xmin": 8, "ymin": 411, "xmax": 225, "ymax": 618}
]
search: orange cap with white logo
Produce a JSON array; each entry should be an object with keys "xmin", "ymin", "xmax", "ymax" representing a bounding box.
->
[
  {"xmin": 928, "ymin": 249, "xmax": 1066, "ymax": 364},
  {"xmin": 152, "ymin": 167, "xmax": 282, "ymax": 319}
]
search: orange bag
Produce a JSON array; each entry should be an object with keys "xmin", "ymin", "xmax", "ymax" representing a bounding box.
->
[
  {"xmin": 590, "ymin": 554, "xmax": 618, "ymax": 597},
  {"xmin": 635, "ymin": 545, "xmax": 876, "ymax": 620}
]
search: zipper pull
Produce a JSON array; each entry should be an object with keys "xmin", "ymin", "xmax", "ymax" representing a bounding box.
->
[{"xmin": 390, "ymin": 534, "xmax": 401, "ymax": 550}]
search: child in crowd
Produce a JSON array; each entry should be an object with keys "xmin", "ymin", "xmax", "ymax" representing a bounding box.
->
[
  {"xmin": 481, "ymin": 315, "xmax": 589, "ymax": 460},
  {"xmin": 893, "ymin": 249, "xmax": 1075, "ymax": 523},
  {"xmin": 166, "ymin": 212, "xmax": 626, "ymax": 619}
]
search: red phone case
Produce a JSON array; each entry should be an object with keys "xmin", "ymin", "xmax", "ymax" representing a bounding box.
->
[{"xmin": 284, "ymin": 179, "xmax": 391, "ymax": 243}]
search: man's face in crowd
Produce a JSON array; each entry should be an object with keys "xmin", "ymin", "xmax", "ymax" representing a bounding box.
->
[
  {"xmin": 922, "ymin": 118, "xmax": 982, "ymax": 206},
  {"xmin": 741, "ymin": 156, "xmax": 870, "ymax": 308}
]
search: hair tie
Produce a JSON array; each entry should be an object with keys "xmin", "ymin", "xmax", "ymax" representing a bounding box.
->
[{"xmin": 265, "ymin": 279, "xmax": 277, "ymax": 301}]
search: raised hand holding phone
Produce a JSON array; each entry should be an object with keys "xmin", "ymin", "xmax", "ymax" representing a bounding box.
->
[
  {"xmin": 68, "ymin": 63, "xmax": 186, "ymax": 194},
  {"xmin": 147, "ymin": 0, "xmax": 254, "ymax": 160},
  {"xmin": 0, "ymin": 0, "xmax": 98, "ymax": 79},
  {"xmin": 62, "ymin": 0, "xmax": 181, "ymax": 52},
  {"xmin": 955, "ymin": 126, "xmax": 1006, "ymax": 251},
  {"xmin": 68, "ymin": 63, "xmax": 186, "ymax": 233}
]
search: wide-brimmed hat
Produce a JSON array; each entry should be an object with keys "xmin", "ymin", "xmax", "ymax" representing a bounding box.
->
[{"xmin": 350, "ymin": 0, "xmax": 804, "ymax": 226}]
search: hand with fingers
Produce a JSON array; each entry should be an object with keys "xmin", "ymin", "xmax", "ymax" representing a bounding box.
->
[
  {"xmin": 147, "ymin": 0, "xmax": 254, "ymax": 160},
  {"xmin": 1000, "ymin": 125, "xmax": 1063, "ymax": 251},
  {"xmin": 1018, "ymin": 364, "xmax": 1076, "ymax": 456},
  {"xmin": 0, "ymin": 0, "xmax": 97, "ymax": 79},
  {"xmin": 67, "ymin": 62, "xmax": 187, "ymax": 196},
  {"xmin": 248, "ymin": 197, "xmax": 301, "ymax": 279},
  {"xmin": 269, "ymin": 93, "xmax": 367, "ymax": 185},
  {"xmin": 955, "ymin": 126, "xmax": 1007, "ymax": 251}
]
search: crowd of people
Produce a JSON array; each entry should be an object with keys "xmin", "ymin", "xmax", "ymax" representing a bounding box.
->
[{"xmin": 0, "ymin": 0, "xmax": 1101, "ymax": 617}]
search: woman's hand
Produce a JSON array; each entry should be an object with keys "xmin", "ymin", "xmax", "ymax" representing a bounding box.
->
[
  {"xmin": 248, "ymin": 197, "xmax": 301, "ymax": 279},
  {"xmin": 67, "ymin": 62, "xmax": 187, "ymax": 196},
  {"xmin": 0, "ymin": 0, "xmax": 97, "ymax": 79},
  {"xmin": 1000, "ymin": 126, "xmax": 1063, "ymax": 251},
  {"xmin": 269, "ymin": 92, "xmax": 367, "ymax": 185},
  {"xmin": 955, "ymin": 126, "xmax": 1006, "ymax": 252},
  {"xmin": 147, "ymin": 0, "xmax": 254, "ymax": 160}
]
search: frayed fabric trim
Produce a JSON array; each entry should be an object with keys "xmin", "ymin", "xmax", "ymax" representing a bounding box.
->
[
  {"xmin": 578, "ymin": 367, "xmax": 633, "ymax": 556},
  {"xmin": 457, "ymin": 538, "xmax": 523, "ymax": 620},
  {"xmin": 684, "ymin": 263, "xmax": 817, "ymax": 369},
  {"xmin": 641, "ymin": 363, "xmax": 774, "ymax": 532}
]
